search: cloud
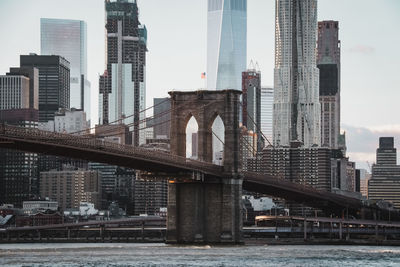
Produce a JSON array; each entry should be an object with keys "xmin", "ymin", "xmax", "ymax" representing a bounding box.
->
[
  {"xmin": 342, "ymin": 124, "xmax": 400, "ymax": 170},
  {"xmin": 348, "ymin": 45, "xmax": 375, "ymax": 55}
]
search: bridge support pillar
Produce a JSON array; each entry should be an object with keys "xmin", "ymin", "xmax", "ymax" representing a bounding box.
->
[{"xmin": 166, "ymin": 177, "xmax": 243, "ymax": 244}]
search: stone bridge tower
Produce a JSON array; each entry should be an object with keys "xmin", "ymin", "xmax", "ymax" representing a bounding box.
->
[{"xmin": 167, "ymin": 89, "xmax": 243, "ymax": 244}]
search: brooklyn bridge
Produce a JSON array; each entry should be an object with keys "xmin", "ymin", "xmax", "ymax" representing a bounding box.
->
[{"xmin": 0, "ymin": 90, "xmax": 386, "ymax": 244}]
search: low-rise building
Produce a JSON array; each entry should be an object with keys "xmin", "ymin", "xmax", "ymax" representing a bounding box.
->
[
  {"xmin": 40, "ymin": 168, "xmax": 101, "ymax": 211},
  {"xmin": 23, "ymin": 200, "xmax": 58, "ymax": 215}
]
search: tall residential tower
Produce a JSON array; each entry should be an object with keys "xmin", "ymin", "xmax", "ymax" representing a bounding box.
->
[
  {"xmin": 99, "ymin": 0, "xmax": 147, "ymax": 146},
  {"xmin": 273, "ymin": 0, "xmax": 321, "ymax": 147},
  {"xmin": 317, "ymin": 20, "xmax": 341, "ymax": 148}
]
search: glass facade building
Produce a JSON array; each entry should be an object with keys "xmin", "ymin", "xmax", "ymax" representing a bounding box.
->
[
  {"xmin": 273, "ymin": 0, "xmax": 321, "ymax": 147},
  {"xmin": 207, "ymin": 0, "xmax": 247, "ymax": 91},
  {"xmin": 20, "ymin": 54, "xmax": 70, "ymax": 123},
  {"xmin": 207, "ymin": 0, "xmax": 247, "ymax": 158},
  {"xmin": 41, "ymin": 18, "xmax": 90, "ymax": 122}
]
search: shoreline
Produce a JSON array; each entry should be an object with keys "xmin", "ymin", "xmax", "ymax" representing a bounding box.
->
[{"xmin": 1, "ymin": 238, "xmax": 400, "ymax": 246}]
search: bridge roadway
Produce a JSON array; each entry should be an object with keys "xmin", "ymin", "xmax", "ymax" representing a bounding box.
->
[{"xmin": 0, "ymin": 124, "xmax": 365, "ymax": 212}]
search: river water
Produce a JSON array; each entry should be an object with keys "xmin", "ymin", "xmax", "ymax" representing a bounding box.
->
[{"xmin": 0, "ymin": 243, "xmax": 400, "ymax": 266}]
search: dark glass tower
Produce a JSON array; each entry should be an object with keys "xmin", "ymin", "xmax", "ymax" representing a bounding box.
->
[
  {"xmin": 20, "ymin": 54, "xmax": 70, "ymax": 122},
  {"xmin": 317, "ymin": 20, "xmax": 341, "ymax": 148},
  {"xmin": 99, "ymin": 0, "xmax": 147, "ymax": 147}
]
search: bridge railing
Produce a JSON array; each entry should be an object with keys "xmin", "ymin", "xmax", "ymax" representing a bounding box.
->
[{"xmin": 0, "ymin": 124, "xmax": 223, "ymax": 175}]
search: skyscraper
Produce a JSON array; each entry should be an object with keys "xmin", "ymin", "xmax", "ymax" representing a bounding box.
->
[
  {"xmin": 207, "ymin": 0, "xmax": 247, "ymax": 91},
  {"xmin": 99, "ymin": 0, "xmax": 147, "ymax": 147},
  {"xmin": 153, "ymin": 97, "xmax": 171, "ymax": 139},
  {"xmin": 260, "ymin": 87, "xmax": 274, "ymax": 146},
  {"xmin": 41, "ymin": 18, "xmax": 91, "ymax": 122},
  {"xmin": 20, "ymin": 54, "xmax": 70, "ymax": 123},
  {"xmin": 273, "ymin": 0, "xmax": 321, "ymax": 147},
  {"xmin": 0, "ymin": 70, "xmax": 39, "ymax": 207},
  {"xmin": 207, "ymin": 0, "xmax": 247, "ymax": 158},
  {"xmin": 242, "ymin": 69, "xmax": 262, "ymax": 151},
  {"xmin": 317, "ymin": 20, "xmax": 340, "ymax": 148},
  {"xmin": 369, "ymin": 137, "xmax": 400, "ymax": 209}
]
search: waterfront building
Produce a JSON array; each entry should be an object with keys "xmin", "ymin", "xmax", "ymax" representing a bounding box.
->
[
  {"xmin": 317, "ymin": 20, "xmax": 341, "ymax": 148},
  {"xmin": 41, "ymin": 18, "xmax": 91, "ymax": 121},
  {"xmin": 88, "ymin": 162, "xmax": 135, "ymax": 213},
  {"xmin": 369, "ymin": 137, "xmax": 400, "ymax": 209},
  {"xmin": 20, "ymin": 54, "xmax": 70, "ymax": 123},
  {"xmin": 273, "ymin": 0, "xmax": 321, "ymax": 147},
  {"xmin": 134, "ymin": 139, "xmax": 169, "ymax": 215},
  {"xmin": 242, "ymin": 68, "xmax": 262, "ymax": 151},
  {"xmin": 99, "ymin": 0, "xmax": 147, "ymax": 146},
  {"xmin": 153, "ymin": 97, "xmax": 171, "ymax": 139},
  {"xmin": 23, "ymin": 200, "xmax": 58, "ymax": 215},
  {"xmin": 40, "ymin": 168, "xmax": 101, "ymax": 211},
  {"xmin": 261, "ymin": 143, "xmax": 332, "ymax": 192},
  {"xmin": 133, "ymin": 179, "xmax": 167, "ymax": 216},
  {"xmin": 260, "ymin": 87, "xmax": 274, "ymax": 146}
]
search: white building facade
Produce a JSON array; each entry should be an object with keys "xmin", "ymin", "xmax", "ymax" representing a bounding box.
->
[
  {"xmin": 273, "ymin": 0, "xmax": 321, "ymax": 147},
  {"xmin": 260, "ymin": 87, "xmax": 274, "ymax": 146},
  {"xmin": 0, "ymin": 76, "xmax": 30, "ymax": 110}
]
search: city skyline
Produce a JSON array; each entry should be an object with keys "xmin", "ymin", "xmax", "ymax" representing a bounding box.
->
[{"xmin": 0, "ymin": 0, "xmax": 399, "ymax": 169}]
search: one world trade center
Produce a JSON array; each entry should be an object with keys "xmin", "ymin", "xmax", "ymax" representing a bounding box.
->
[{"xmin": 207, "ymin": 0, "xmax": 247, "ymax": 163}]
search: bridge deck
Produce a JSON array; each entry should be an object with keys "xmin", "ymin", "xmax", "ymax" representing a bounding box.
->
[{"xmin": 0, "ymin": 124, "xmax": 371, "ymax": 212}]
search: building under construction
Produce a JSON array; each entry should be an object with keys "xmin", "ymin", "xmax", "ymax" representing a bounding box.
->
[{"xmin": 99, "ymin": 0, "xmax": 147, "ymax": 146}]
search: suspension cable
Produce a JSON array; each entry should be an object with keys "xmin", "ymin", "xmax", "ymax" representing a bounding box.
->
[
  {"xmin": 239, "ymin": 101, "xmax": 273, "ymax": 147},
  {"xmin": 69, "ymin": 97, "xmax": 171, "ymax": 135}
]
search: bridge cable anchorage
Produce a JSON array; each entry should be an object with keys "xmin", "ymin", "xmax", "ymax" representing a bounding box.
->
[{"xmin": 239, "ymin": 101, "xmax": 273, "ymax": 147}]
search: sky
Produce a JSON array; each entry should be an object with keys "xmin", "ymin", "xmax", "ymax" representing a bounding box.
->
[{"xmin": 0, "ymin": 0, "xmax": 399, "ymax": 170}]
